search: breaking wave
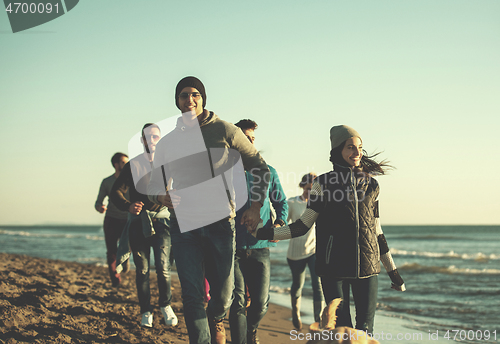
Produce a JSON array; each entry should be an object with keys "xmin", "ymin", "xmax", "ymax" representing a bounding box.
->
[
  {"xmin": 391, "ymin": 248, "xmax": 499, "ymax": 261},
  {"xmin": 399, "ymin": 262, "xmax": 500, "ymax": 275},
  {"xmin": 0, "ymin": 229, "xmax": 103, "ymax": 241}
]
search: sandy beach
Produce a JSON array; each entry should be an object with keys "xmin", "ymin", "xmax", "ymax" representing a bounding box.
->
[
  {"xmin": 0, "ymin": 253, "xmax": 308, "ymax": 344},
  {"xmin": 0, "ymin": 252, "xmax": 457, "ymax": 344}
]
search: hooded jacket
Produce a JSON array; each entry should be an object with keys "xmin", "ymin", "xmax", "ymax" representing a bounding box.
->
[{"xmin": 148, "ymin": 111, "xmax": 270, "ymax": 223}]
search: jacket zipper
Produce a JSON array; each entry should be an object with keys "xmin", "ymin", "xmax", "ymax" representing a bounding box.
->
[
  {"xmin": 352, "ymin": 170, "xmax": 360, "ymax": 278},
  {"xmin": 325, "ymin": 235, "xmax": 334, "ymax": 265},
  {"xmin": 207, "ymin": 148, "xmax": 235, "ymax": 213},
  {"xmin": 206, "ymin": 148, "xmax": 216, "ymax": 178}
]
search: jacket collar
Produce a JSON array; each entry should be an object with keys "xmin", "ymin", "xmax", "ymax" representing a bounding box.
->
[
  {"xmin": 333, "ymin": 163, "xmax": 352, "ymax": 173},
  {"xmin": 175, "ymin": 110, "xmax": 217, "ymax": 131}
]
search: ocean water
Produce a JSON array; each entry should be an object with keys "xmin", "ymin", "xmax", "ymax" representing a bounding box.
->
[
  {"xmin": 269, "ymin": 226, "xmax": 500, "ymax": 343},
  {"xmin": 1, "ymin": 225, "xmax": 499, "ymax": 343}
]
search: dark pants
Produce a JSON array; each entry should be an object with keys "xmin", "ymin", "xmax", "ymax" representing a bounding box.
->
[
  {"xmin": 229, "ymin": 248, "xmax": 271, "ymax": 344},
  {"xmin": 170, "ymin": 218, "xmax": 235, "ymax": 344},
  {"xmin": 129, "ymin": 220, "xmax": 172, "ymax": 314},
  {"xmin": 103, "ymin": 216, "xmax": 127, "ymax": 286},
  {"xmin": 287, "ymin": 254, "xmax": 324, "ymax": 302},
  {"xmin": 321, "ymin": 275, "xmax": 378, "ymax": 334}
]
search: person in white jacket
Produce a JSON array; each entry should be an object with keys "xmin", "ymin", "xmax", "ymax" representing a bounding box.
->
[{"xmin": 286, "ymin": 173, "xmax": 324, "ymax": 330}]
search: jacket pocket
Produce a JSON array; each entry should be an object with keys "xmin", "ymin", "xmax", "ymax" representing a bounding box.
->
[{"xmin": 325, "ymin": 235, "xmax": 334, "ymax": 265}]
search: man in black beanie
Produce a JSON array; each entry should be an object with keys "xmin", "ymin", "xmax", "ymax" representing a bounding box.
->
[
  {"xmin": 174, "ymin": 76, "xmax": 207, "ymax": 110},
  {"xmin": 148, "ymin": 76, "xmax": 270, "ymax": 344}
]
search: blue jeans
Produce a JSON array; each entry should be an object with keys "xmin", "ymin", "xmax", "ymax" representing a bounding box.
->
[
  {"xmin": 321, "ymin": 275, "xmax": 378, "ymax": 334},
  {"xmin": 287, "ymin": 254, "xmax": 324, "ymax": 302},
  {"xmin": 229, "ymin": 248, "xmax": 271, "ymax": 344},
  {"xmin": 129, "ymin": 220, "xmax": 172, "ymax": 314},
  {"xmin": 170, "ymin": 217, "xmax": 235, "ymax": 344}
]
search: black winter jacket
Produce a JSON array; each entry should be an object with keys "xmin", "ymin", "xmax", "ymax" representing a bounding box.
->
[{"xmin": 311, "ymin": 164, "xmax": 380, "ymax": 278}]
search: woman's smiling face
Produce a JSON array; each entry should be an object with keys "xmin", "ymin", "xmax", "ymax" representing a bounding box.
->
[{"xmin": 341, "ymin": 137, "xmax": 363, "ymax": 167}]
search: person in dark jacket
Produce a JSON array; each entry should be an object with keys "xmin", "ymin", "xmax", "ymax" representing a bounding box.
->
[
  {"xmin": 251, "ymin": 125, "xmax": 405, "ymax": 335},
  {"xmin": 110, "ymin": 123, "xmax": 177, "ymax": 328},
  {"xmin": 94, "ymin": 152, "xmax": 129, "ymax": 287},
  {"xmin": 229, "ymin": 119, "xmax": 288, "ymax": 344}
]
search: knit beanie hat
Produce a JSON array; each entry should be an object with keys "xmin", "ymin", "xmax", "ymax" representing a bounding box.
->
[
  {"xmin": 330, "ymin": 125, "xmax": 362, "ymax": 150},
  {"xmin": 175, "ymin": 76, "xmax": 207, "ymax": 110}
]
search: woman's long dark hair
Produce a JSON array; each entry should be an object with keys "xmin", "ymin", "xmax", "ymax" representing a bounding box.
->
[{"xmin": 329, "ymin": 140, "xmax": 394, "ymax": 177}]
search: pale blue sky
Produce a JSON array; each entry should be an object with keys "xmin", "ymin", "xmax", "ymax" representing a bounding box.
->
[{"xmin": 1, "ymin": 1, "xmax": 499, "ymax": 225}]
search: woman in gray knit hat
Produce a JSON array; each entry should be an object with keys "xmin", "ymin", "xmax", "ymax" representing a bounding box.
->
[{"xmin": 252, "ymin": 125, "xmax": 405, "ymax": 334}]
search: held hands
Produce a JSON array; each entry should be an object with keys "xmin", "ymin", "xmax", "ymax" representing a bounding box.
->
[
  {"xmin": 249, "ymin": 220, "xmax": 264, "ymax": 238},
  {"xmin": 269, "ymin": 223, "xmax": 282, "ymax": 243},
  {"xmin": 247, "ymin": 217, "xmax": 283, "ymax": 240},
  {"xmin": 157, "ymin": 189, "xmax": 181, "ymax": 209},
  {"xmin": 241, "ymin": 201, "xmax": 263, "ymax": 233},
  {"xmin": 128, "ymin": 202, "xmax": 144, "ymax": 215}
]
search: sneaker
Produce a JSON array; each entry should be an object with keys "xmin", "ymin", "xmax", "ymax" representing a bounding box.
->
[
  {"xmin": 247, "ymin": 330, "xmax": 260, "ymax": 344},
  {"xmin": 141, "ymin": 311, "xmax": 153, "ymax": 327},
  {"xmin": 160, "ymin": 305, "xmax": 178, "ymax": 327},
  {"xmin": 208, "ymin": 318, "xmax": 226, "ymax": 344}
]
